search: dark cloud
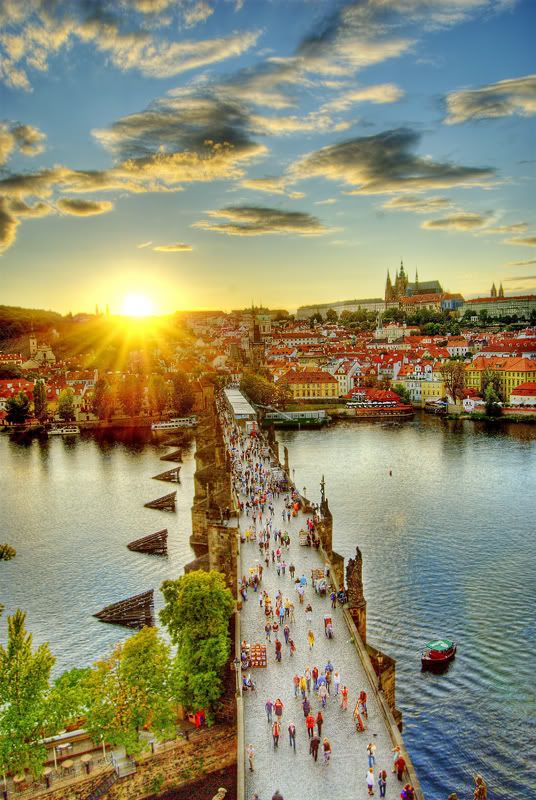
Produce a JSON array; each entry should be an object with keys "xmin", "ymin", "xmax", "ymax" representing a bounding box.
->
[
  {"xmin": 57, "ymin": 198, "xmax": 114, "ymax": 215},
  {"xmin": 506, "ymin": 258, "xmax": 536, "ymax": 267},
  {"xmin": 503, "ymin": 274, "xmax": 536, "ymax": 281},
  {"xmin": 193, "ymin": 205, "xmax": 330, "ymax": 236},
  {"xmin": 505, "ymin": 236, "xmax": 536, "ymax": 247},
  {"xmin": 445, "ymin": 74, "xmax": 536, "ymax": 124},
  {"xmin": 290, "ymin": 128, "xmax": 495, "ymax": 194},
  {"xmin": 421, "ymin": 212, "xmax": 492, "ymax": 231}
]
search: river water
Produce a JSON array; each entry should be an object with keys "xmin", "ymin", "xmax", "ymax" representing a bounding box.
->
[
  {"xmin": 1, "ymin": 418, "xmax": 535, "ymax": 799},
  {"xmin": 276, "ymin": 415, "xmax": 536, "ymax": 800}
]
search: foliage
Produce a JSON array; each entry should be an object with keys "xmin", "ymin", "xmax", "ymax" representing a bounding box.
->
[
  {"xmin": 45, "ymin": 667, "xmax": 91, "ymax": 733},
  {"xmin": 148, "ymin": 374, "xmax": 169, "ymax": 416},
  {"xmin": 160, "ymin": 571, "xmax": 234, "ymax": 718},
  {"xmin": 240, "ymin": 371, "xmax": 287, "ymax": 408},
  {"xmin": 391, "ymin": 383, "xmax": 412, "ymax": 404},
  {"xmin": 170, "ymin": 373, "xmax": 195, "ymax": 416},
  {"xmin": 0, "ymin": 544, "xmax": 17, "ymax": 561},
  {"xmin": 0, "ymin": 610, "xmax": 55, "ymax": 777},
  {"xmin": 118, "ymin": 374, "xmax": 143, "ymax": 416},
  {"xmin": 92, "ymin": 379, "xmax": 115, "ymax": 420},
  {"xmin": 325, "ymin": 308, "xmax": 338, "ymax": 322},
  {"xmin": 32, "ymin": 380, "xmax": 48, "ymax": 421},
  {"xmin": 0, "ymin": 366, "xmax": 23, "ymax": 379},
  {"xmin": 85, "ymin": 628, "xmax": 174, "ymax": 754},
  {"xmin": 0, "ymin": 305, "xmax": 61, "ymax": 342},
  {"xmin": 439, "ymin": 361, "xmax": 466, "ymax": 404},
  {"xmin": 5, "ymin": 391, "xmax": 30, "ymax": 424},
  {"xmin": 58, "ymin": 388, "xmax": 76, "ymax": 421},
  {"xmin": 481, "ymin": 368, "xmax": 502, "ymax": 400},
  {"xmin": 484, "ymin": 384, "xmax": 502, "ymax": 417}
]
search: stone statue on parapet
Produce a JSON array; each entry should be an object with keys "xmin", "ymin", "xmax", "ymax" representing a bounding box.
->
[
  {"xmin": 211, "ymin": 789, "xmax": 227, "ymax": 800},
  {"xmin": 346, "ymin": 546, "xmax": 365, "ymax": 607}
]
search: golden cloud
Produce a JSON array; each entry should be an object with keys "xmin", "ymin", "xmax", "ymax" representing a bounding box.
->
[{"xmin": 193, "ymin": 205, "xmax": 330, "ymax": 236}]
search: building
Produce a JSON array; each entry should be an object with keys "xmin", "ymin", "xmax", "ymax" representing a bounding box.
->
[
  {"xmin": 461, "ymin": 292, "xmax": 536, "ymax": 320},
  {"xmin": 385, "ymin": 261, "xmax": 443, "ymax": 305},
  {"xmin": 465, "ymin": 356, "xmax": 536, "ymax": 401},
  {"xmin": 296, "ymin": 297, "xmax": 384, "ymax": 320},
  {"xmin": 396, "ymin": 362, "xmax": 446, "ymax": 405},
  {"xmin": 279, "ymin": 369, "xmax": 339, "ymax": 401},
  {"xmin": 509, "ymin": 382, "xmax": 536, "ymax": 407}
]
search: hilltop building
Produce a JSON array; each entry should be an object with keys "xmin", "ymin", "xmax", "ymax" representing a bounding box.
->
[
  {"xmin": 385, "ymin": 261, "xmax": 443, "ymax": 305},
  {"xmin": 22, "ymin": 333, "xmax": 56, "ymax": 369},
  {"xmin": 461, "ymin": 285, "xmax": 536, "ymax": 320}
]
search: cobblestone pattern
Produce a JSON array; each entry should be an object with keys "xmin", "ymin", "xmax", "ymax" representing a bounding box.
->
[{"xmin": 236, "ymin": 448, "xmax": 404, "ymax": 800}]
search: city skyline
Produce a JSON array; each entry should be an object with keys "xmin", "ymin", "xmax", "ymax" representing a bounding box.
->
[{"xmin": 1, "ymin": 0, "xmax": 535, "ymax": 315}]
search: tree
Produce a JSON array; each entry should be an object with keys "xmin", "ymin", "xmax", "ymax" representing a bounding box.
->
[
  {"xmin": 160, "ymin": 571, "xmax": 234, "ymax": 719},
  {"xmin": 391, "ymin": 383, "xmax": 412, "ymax": 404},
  {"xmin": 0, "ymin": 610, "xmax": 55, "ymax": 777},
  {"xmin": 118, "ymin": 374, "xmax": 143, "ymax": 417},
  {"xmin": 85, "ymin": 628, "xmax": 174, "ymax": 755},
  {"xmin": 170, "ymin": 373, "xmax": 195, "ymax": 416},
  {"xmin": 92, "ymin": 379, "xmax": 115, "ymax": 420},
  {"xmin": 148, "ymin": 374, "xmax": 169, "ymax": 417},
  {"xmin": 0, "ymin": 544, "xmax": 16, "ymax": 561},
  {"xmin": 32, "ymin": 380, "xmax": 48, "ymax": 421},
  {"xmin": 325, "ymin": 308, "xmax": 338, "ymax": 323},
  {"xmin": 58, "ymin": 388, "xmax": 76, "ymax": 421},
  {"xmin": 240, "ymin": 371, "xmax": 284, "ymax": 408},
  {"xmin": 45, "ymin": 667, "xmax": 91, "ymax": 734},
  {"xmin": 481, "ymin": 368, "xmax": 502, "ymax": 400},
  {"xmin": 484, "ymin": 384, "xmax": 502, "ymax": 417},
  {"xmin": 5, "ymin": 391, "xmax": 30, "ymax": 425},
  {"xmin": 439, "ymin": 361, "xmax": 466, "ymax": 405}
]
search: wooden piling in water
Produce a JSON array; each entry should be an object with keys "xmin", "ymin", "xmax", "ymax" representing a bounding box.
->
[
  {"xmin": 127, "ymin": 529, "xmax": 168, "ymax": 555},
  {"xmin": 94, "ymin": 590, "xmax": 155, "ymax": 628},
  {"xmin": 144, "ymin": 491, "xmax": 176, "ymax": 511},
  {"xmin": 152, "ymin": 467, "xmax": 181, "ymax": 482}
]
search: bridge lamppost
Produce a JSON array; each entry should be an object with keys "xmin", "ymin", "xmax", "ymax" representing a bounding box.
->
[
  {"xmin": 233, "ymin": 657, "xmax": 241, "ymax": 696},
  {"xmin": 377, "ymin": 651, "xmax": 384, "ymax": 690}
]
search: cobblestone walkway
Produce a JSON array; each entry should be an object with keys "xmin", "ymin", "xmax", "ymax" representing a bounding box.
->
[{"xmin": 231, "ymin": 434, "xmax": 404, "ymax": 800}]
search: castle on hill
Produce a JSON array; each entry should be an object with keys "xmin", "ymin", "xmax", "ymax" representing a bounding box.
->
[{"xmin": 385, "ymin": 260, "xmax": 443, "ymax": 305}]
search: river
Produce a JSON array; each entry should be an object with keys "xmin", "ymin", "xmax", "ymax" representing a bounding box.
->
[
  {"xmin": 276, "ymin": 414, "xmax": 536, "ymax": 800},
  {"xmin": 0, "ymin": 418, "xmax": 535, "ymax": 800}
]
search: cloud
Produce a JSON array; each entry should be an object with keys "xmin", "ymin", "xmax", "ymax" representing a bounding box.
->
[
  {"xmin": 57, "ymin": 198, "xmax": 114, "ymax": 216},
  {"xmin": 506, "ymin": 258, "xmax": 536, "ymax": 267},
  {"xmin": 382, "ymin": 194, "xmax": 452, "ymax": 213},
  {"xmin": 421, "ymin": 212, "xmax": 492, "ymax": 230},
  {"xmin": 503, "ymin": 274, "xmax": 536, "ymax": 282},
  {"xmin": 289, "ymin": 128, "xmax": 495, "ymax": 194},
  {"xmin": 315, "ymin": 198, "xmax": 337, "ymax": 205},
  {"xmin": 0, "ymin": 197, "xmax": 19, "ymax": 250},
  {"xmin": 193, "ymin": 205, "xmax": 330, "ymax": 236},
  {"xmin": 485, "ymin": 222, "xmax": 528, "ymax": 234},
  {"xmin": 240, "ymin": 177, "xmax": 288, "ymax": 195},
  {"xmin": 183, "ymin": 2, "xmax": 214, "ymax": 27},
  {"xmin": 445, "ymin": 74, "xmax": 536, "ymax": 124},
  {"xmin": 153, "ymin": 242, "xmax": 193, "ymax": 251},
  {"xmin": 137, "ymin": 240, "xmax": 153, "ymax": 248},
  {"xmin": 250, "ymin": 111, "xmax": 350, "ymax": 136},
  {"xmin": 124, "ymin": 0, "xmax": 176, "ymax": 11},
  {"xmin": 322, "ymin": 83, "xmax": 405, "ymax": 112},
  {"xmin": 504, "ymin": 236, "xmax": 536, "ymax": 247},
  {"xmin": 8, "ymin": 198, "xmax": 52, "ymax": 217},
  {"xmin": 0, "ymin": 122, "xmax": 46, "ymax": 165}
]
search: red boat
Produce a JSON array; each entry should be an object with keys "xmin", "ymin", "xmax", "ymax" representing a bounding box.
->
[{"xmin": 421, "ymin": 639, "xmax": 457, "ymax": 670}]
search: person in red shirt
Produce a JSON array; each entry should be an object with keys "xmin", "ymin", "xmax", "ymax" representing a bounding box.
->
[
  {"xmin": 395, "ymin": 754, "xmax": 406, "ymax": 781},
  {"xmin": 274, "ymin": 698, "xmax": 284, "ymax": 720},
  {"xmin": 305, "ymin": 713, "xmax": 315, "ymax": 738},
  {"xmin": 272, "ymin": 720, "xmax": 280, "ymax": 748}
]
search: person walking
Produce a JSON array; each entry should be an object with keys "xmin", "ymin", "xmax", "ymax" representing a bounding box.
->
[
  {"xmin": 305, "ymin": 603, "xmax": 313, "ymax": 624},
  {"xmin": 322, "ymin": 737, "xmax": 332, "ymax": 765},
  {"xmin": 275, "ymin": 638, "xmax": 282, "ymax": 662},
  {"xmin": 318, "ymin": 683, "xmax": 328, "ymax": 708},
  {"xmin": 367, "ymin": 767, "xmax": 375, "ymax": 795},
  {"xmin": 246, "ymin": 743, "xmax": 255, "ymax": 772},
  {"xmin": 299, "ymin": 674, "xmax": 307, "ymax": 698},
  {"xmin": 307, "ymin": 630, "xmax": 315, "ymax": 650},
  {"xmin": 330, "ymin": 590, "xmax": 337, "ymax": 609},
  {"xmin": 265, "ymin": 698, "xmax": 273, "ymax": 723},
  {"xmin": 315, "ymin": 710, "xmax": 323, "ymax": 737},
  {"xmin": 302, "ymin": 697, "xmax": 311, "ymax": 717},
  {"xmin": 392, "ymin": 746, "xmax": 401, "ymax": 772},
  {"xmin": 394, "ymin": 753, "xmax": 406, "ymax": 781},
  {"xmin": 333, "ymin": 671, "xmax": 340, "ymax": 696},
  {"xmin": 289, "ymin": 563, "xmax": 295, "ymax": 579},
  {"xmin": 367, "ymin": 742, "xmax": 377, "ymax": 768},
  {"xmin": 293, "ymin": 673, "xmax": 300, "ymax": 698},
  {"xmin": 312, "ymin": 666, "xmax": 319, "ymax": 689},
  {"xmin": 309, "ymin": 733, "xmax": 321, "ymax": 762},
  {"xmin": 283, "ymin": 624, "xmax": 290, "ymax": 645},
  {"xmin": 288, "ymin": 721, "xmax": 296, "ymax": 752},
  {"xmin": 305, "ymin": 667, "xmax": 312, "ymax": 694},
  {"xmin": 274, "ymin": 698, "xmax": 284, "ymax": 721},
  {"xmin": 272, "ymin": 720, "xmax": 280, "ymax": 748},
  {"xmin": 401, "ymin": 783, "xmax": 415, "ymax": 800},
  {"xmin": 340, "ymin": 685, "xmax": 349, "ymax": 710},
  {"xmin": 378, "ymin": 769, "xmax": 387, "ymax": 798},
  {"xmin": 265, "ymin": 622, "xmax": 272, "ymax": 642},
  {"xmin": 306, "ymin": 713, "xmax": 315, "ymax": 738},
  {"xmin": 359, "ymin": 689, "xmax": 368, "ymax": 719}
]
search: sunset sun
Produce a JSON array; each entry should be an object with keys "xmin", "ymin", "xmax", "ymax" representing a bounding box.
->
[{"xmin": 121, "ymin": 293, "xmax": 154, "ymax": 318}]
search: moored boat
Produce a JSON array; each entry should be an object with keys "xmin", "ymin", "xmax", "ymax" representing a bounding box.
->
[
  {"xmin": 48, "ymin": 424, "xmax": 80, "ymax": 436},
  {"xmin": 151, "ymin": 416, "xmax": 198, "ymax": 431},
  {"xmin": 421, "ymin": 638, "xmax": 457, "ymax": 670}
]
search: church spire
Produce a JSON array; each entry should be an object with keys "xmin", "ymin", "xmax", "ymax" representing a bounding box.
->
[
  {"xmin": 385, "ymin": 270, "xmax": 394, "ymax": 302},
  {"xmin": 498, "ymin": 282, "xmax": 504, "ymax": 298},
  {"xmin": 491, "ymin": 282, "xmax": 497, "ymax": 298}
]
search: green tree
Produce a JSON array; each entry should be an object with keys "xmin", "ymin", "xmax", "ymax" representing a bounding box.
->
[
  {"xmin": 484, "ymin": 384, "xmax": 502, "ymax": 417},
  {"xmin": 5, "ymin": 391, "xmax": 30, "ymax": 425},
  {"xmin": 240, "ymin": 371, "xmax": 283, "ymax": 407},
  {"xmin": 92, "ymin": 379, "xmax": 115, "ymax": 420},
  {"xmin": 325, "ymin": 308, "xmax": 338, "ymax": 323},
  {"xmin": 160, "ymin": 571, "xmax": 234, "ymax": 719},
  {"xmin": 32, "ymin": 380, "xmax": 48, "ymax": 422},
  {"xmin": 118, "ymin": 374, "xmax": 143, "ymax": 417},
  {"xmin": 170, "ymin": 373, "xmax": 195, "ymax": 416},
  {"xmin": 391, "ymin": 383, "xmax": 412, "ymax": 404},
  {"xmin": 85, "ymin": 628, "xmax": 173, "ymax": 755},
  {"xmin": 0, "ymin": 610, "xmax": 55, "ymax": 777},
  {"xmin": 58, "ymin": 388, "xmax": 76, "ymax": 421},
  {"xmin": 439, "ymin": 361, "xmax": 466, "ymax": 405},
  {"xmin": 0, "ymin": 544, "xmax": 17, "ymax": 561},
  {"xmin": 481, "ymin": 368, "xmax": 502, "ymax": 400},
  {"xmin": 148, "ymin": 374, "xmax": 169, "ymax": 417},
  {"xmin": 45, "ymin": 667, "xmax": 91, "ymax": 734}
]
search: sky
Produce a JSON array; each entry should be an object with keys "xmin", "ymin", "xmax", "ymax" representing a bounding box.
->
[{"xmin": 0, "ymin": 0, "xmax": 535, "ymax": 315}]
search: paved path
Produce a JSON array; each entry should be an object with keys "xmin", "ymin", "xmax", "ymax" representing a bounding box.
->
[{"xmin": 223, "ymin": 418, "xmax": 406, "ymax": 800}]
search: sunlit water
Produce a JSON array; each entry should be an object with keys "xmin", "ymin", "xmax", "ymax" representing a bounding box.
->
[
  {"xmin": 0, "ymin": 430, "xmax": 195, "ymax": 672},
  {"xmin": 276, "ymin": 415, "xmax": 536, "ymax": 800}
]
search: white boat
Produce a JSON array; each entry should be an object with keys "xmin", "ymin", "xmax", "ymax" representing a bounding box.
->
[
  {"xmin": 48, "ymin": 424, "xmax": 80, "ymax": 436},
  {"xmin": 151, "ymin": 416, "xmax": 198, "ymax": 431}
]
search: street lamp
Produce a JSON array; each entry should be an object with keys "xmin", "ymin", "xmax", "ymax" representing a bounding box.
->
[
  {"xmin": 233, "ymin": 657, "xmax": 241, "ymax": 696},
  {"xmin": 377, "ymin": 651, "xmax": 384, "ymax": 690}
]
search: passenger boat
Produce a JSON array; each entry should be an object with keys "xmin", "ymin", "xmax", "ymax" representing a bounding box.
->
[
  {"xmin": 48, "ymin": 424, "xmax": 80, "ymax": 436},
  {"xmin": 421, "ymin": 638, "xmax": 457, "ymax": 670},
  {"xmin": 151, "ymin": 416, "xmax": 198, "ymax": 431}
]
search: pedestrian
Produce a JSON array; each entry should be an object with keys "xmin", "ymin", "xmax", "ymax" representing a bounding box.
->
[
  {"xmin": 289, "ymin": 638, "xmax": 296, "ymax": 656},
  {"xmin": 272, "ymin": 720, "xmax": 280, "ymax": 748},
  {"xmin": 333, "ymin": 671, "xmax": 340, "ymax": 695},
  {"xmin": 305, "ymin": 667, "xmax": 312, "ymax": 694},
  {"xmin": 272, "ymin": 791, "xmax": 284, "ymax": 800},
  {"xmin": 307, "ymin": 630, "xmax": 315, "ymax": 649},
  {"xmin": 306, "ymin": 713, "xmax": 315, "ymax": 738},
  {"xmin": 300, "ymin": 674, "xmax": 307, "ymax": 698},
  {"xmin": 288, "ymin": 721, "xmax": 296, "ymax": 752},
  {"xmin": 367, "ymin": 742, "xmax": 376, "ymax": 768},
  {"xmin": 401, "ymin": 784, "xmax": 415, "ymax": 800},
  {"xmin": 318, "ymin": 683, "xmax": 328, "ymax": 708},
  {"xmin": 274, "ymin": 698, "xmax": 284, "ymax": 720},
  {"xmin": 309, "ymin": 733, "xmax": 320, "ymax": 762},
  {"xmin": 325, "ymin": 669, "xmax": 332, "ymax": 694},
  {"xmin": 330, "ymin": 590, "xmax": 337, "ymax": 609},
  {"xmin": 283, "ymin": 624, "xmax": 290, "ymax": 645},
  {"xmin": 302, "ymin": 697, "xmax": 311, "ymax": 717},
  {"xmin": 378, "ymin": 769, "xmax": 387, "ymax": 798},
  {"xmin": 394, "ymin": 753, "xmax": 406, "ymax": 781},
  {"xmin": 367, "ymin": 767, "xmax": 375, "ymax": 795},
  {"xmin": 359, "ymin": 689, "xmax": 368, "ymax": 719},
  {"xmin": 322, "ymin": 737, "xmax": 332, "ymax": 764},
  {"xmin": 275, "ymin": 638, "xmax": 282, "ymax": 662},
  {"xmin": 305, "ymin": 603, "xmax": 313, "ymax": 623},
  {"xmin": 315, "ymin": 710, "xmax": 323, "ymax": 737},
  {"xmin": 265, "ymin": 622, "xmax": 272, "ymax": 642},
  {"xmin": 293, "ymin": 673, "xmax": 300, "ymax": 698},
  {"xmin": 312, "ymin": 666, "xmax": 319, "ymax": 689},
  {"xmin": 289, "ymin": 563, "xmax": 295, "ymax": 579},
  {"xmin": 265, "ymin": 698, "xmax": 273, "ymax": 723},
  {"xmin": 392, "ymin": 746, "xmax": 401, "ymax": 773},
  {"xmin": 246, "ymin": 743, "xmax": 255, "ymax": 772},
  {"xmin": 341, "ymin": 685, "xmax": 349, "ymax": 710}
]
